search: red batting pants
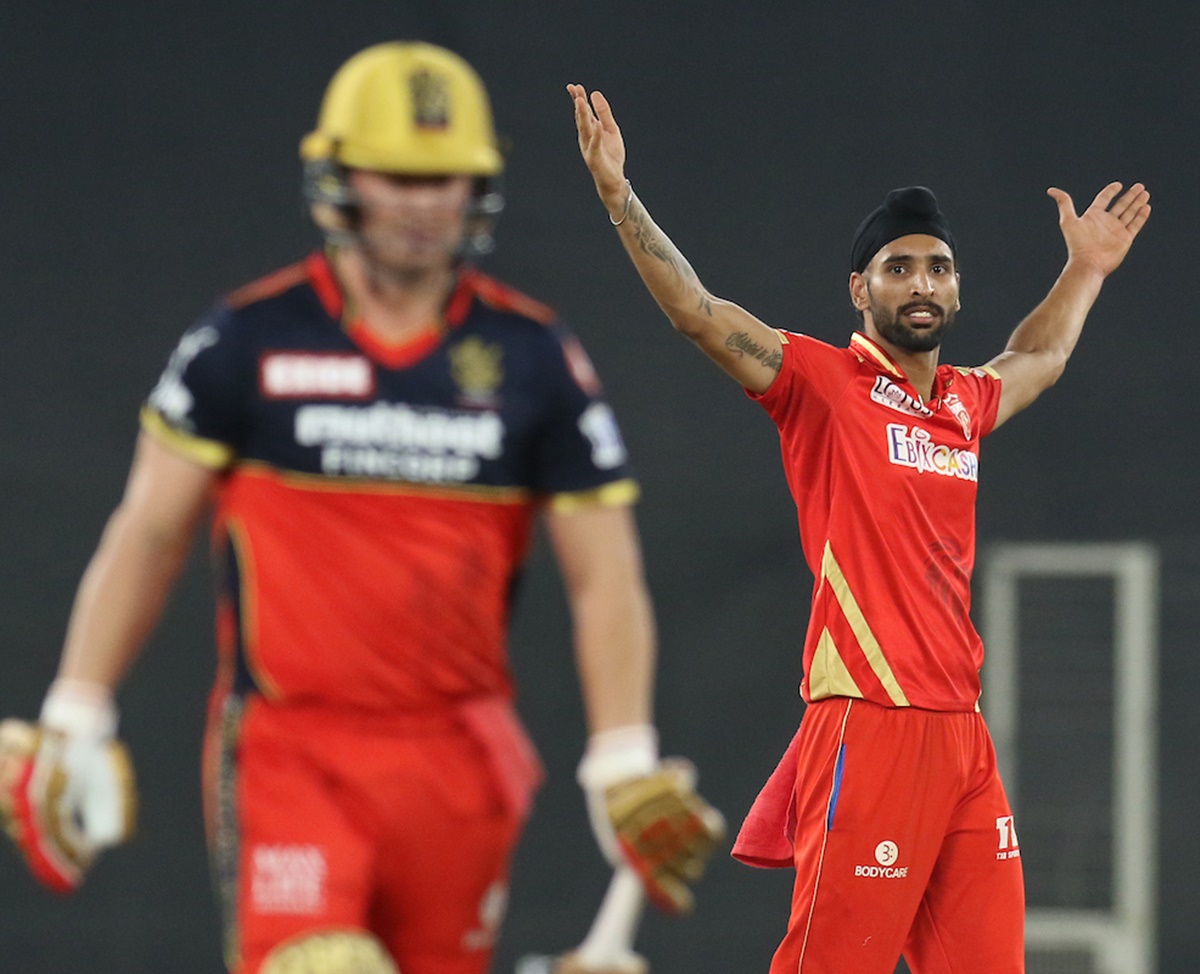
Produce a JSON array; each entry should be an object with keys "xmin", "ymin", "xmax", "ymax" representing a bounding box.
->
[
  {"xmin": 203, "ymin": 695, "xmax": 525, "ymax": 974},
  {"xmin": 769, "ymin": 698, "xmax": 1025, "ymax": 974}
]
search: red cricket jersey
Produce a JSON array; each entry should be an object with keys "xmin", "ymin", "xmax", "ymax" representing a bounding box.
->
[
  {"xmin": 142, "ymin": 255, "xmax": 638, "ymax": 712},
  {"xmin": 750, "ymin": 331, "xmax": 1002, "ymax": 712}
]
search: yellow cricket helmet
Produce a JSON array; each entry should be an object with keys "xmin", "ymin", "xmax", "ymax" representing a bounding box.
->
[{"xmin": 300, "ymin": 41, "xmax": 503, "ymax": 176}]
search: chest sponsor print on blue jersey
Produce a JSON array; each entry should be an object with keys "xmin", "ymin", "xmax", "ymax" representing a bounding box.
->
[
  {"xmin": 295, "ymin": 402, "xmax": 506, "ymax": 482},
  {"xmin": 260, "ymin": 353, "xmax": 375, "ymax": 399}
]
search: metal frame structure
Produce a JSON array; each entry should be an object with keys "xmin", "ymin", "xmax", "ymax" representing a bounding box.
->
[{"xmin": 981, "ymin": 542, "xmax": 1159, "ymax": 974}]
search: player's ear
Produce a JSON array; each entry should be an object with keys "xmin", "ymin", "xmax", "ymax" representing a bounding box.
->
[{"xmin": 849, "ymin": 271, "xmax": 870, "ymax": 311}]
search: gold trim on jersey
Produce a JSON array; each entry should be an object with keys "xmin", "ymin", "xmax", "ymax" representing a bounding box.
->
[
  {"xmin": 140, "ymin": 407, "xmax": 235, "ymax": 469},
  {"xmin": 774, "ymin": 330, "xmax": 791, "ymax": 344},
  {"xmin": 233, "ymin": 460, "xmax": 535, "ymax": 505},
  {"xmin": 820, "ymin": 541, "xmax": 911, "ymax": 706},
  {"xmin": 850, "ymin": 333, "xmax": 905, "ymax": 378},
  {"xmin": 224, "ymin": 517, "xmax": 281, "ymax": 701},
  {"xmin": 953, "ymin": 365, "xmax": 1001, "ymax": 380},
  {"xmin": 547, "ymin": 478, "xmax": 640, "ymax": 513},
  {"xmin": 808, "ymin": 627, "xmax": 866, "ymax": 700}
]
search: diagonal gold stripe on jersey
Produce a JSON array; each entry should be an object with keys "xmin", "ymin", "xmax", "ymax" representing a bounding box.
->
[
  {"xmin": 808, "ymin": 627, "xmax": 865, "ymax": 701},
  {"xmin": 140, "ymin": 407, "xmax": 236, "ymax": 469},
  {"xmin": 821, "ymin": 542, "xmax": 911, "ymax": 706}
]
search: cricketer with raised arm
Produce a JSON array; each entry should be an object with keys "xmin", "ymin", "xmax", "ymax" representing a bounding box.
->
[{"xmin": 568, "ymin": 81, "xmax": 1149, "ymax": 974}]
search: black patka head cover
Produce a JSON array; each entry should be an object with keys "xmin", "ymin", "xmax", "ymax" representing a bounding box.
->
[{"xmin": 850, "ymin": 186, "xmax": 956, "ymax": 273}]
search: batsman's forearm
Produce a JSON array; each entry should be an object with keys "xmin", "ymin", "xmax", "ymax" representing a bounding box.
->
[
  {"xmin": 571, "ymin": 579, "xmax": 657, "ymax": 735},
  {"xmin": 57, "ymin": 503, "xmax": 196, "ymax": 691}
]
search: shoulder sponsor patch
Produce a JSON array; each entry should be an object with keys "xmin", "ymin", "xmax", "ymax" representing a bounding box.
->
[{"xmin": 260, "ymin": 353, "xmax": 374, "ymax": 399}]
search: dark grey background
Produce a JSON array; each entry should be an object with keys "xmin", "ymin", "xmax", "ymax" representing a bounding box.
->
[{"xmin": 1, "ymin": 2, "xmax": 1195, "ymax": 971}]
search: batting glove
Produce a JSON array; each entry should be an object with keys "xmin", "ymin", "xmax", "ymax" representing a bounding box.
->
[
  {"xmin": 578, "ymin": 725, "xmax": 726, "ymax": 915},
  {"xmin": 0, "ymin": 680, "xmax": 137, "ymax": 893}
]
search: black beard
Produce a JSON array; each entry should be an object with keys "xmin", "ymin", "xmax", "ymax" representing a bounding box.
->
[{"xmin": 871, "ymin": 301, "xmax": 955, "ymax": 352}]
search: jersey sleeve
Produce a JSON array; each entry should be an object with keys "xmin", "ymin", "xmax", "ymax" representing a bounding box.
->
[
  {"xmin": 953, "ymin": 365, "xmax": 1004, "ymax": 439},
  {"xmin": 140, "ymin": 306, "xmax": 251, "ymax": 469},
  {"xmin": 530, "ymin": 323, "xmax": 639, "ymax": 511},
  {"xmin": 746, "ymin": 330, "xmax": 852, "ymax": 425}
]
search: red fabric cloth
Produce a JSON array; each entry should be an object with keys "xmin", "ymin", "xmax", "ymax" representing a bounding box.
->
[
  {"xmin": 455, "ymin": 695, "xmax": 544, "ymax": 822},
  {"xmin": 732, "ymin": 722, "xmax": 803, "ymax": 868}
]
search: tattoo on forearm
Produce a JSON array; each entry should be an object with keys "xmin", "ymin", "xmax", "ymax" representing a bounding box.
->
[
  {"xmin": 630, "ymin": 205, "xmax": 713, "ymax": 317},
  {"xmin": 726, "ymin": 332, "xmax": 783, "ymax": 372}
]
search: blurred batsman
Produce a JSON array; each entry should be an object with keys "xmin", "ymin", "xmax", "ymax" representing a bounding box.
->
[{"xmin": 0, "ymin": 43, "xmax": 723, "ymax": 974}]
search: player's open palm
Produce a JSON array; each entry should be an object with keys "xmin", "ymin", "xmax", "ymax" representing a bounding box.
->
[
  {"xmin": 568, "ymin": 84, "xmax": 628, "ymax": 209},
  {"xmin": 1048, "ymin": 181, "xmax": 1151, "ymax": 277}
]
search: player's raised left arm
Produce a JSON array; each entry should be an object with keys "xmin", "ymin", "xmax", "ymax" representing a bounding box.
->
[{"xmin": 987, "ymin": 181, "xmax": 1151, "ymax": 430}]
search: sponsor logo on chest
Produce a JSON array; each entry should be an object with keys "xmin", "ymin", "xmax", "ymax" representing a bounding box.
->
[
  {"xmin": 295, "ymin": 402, "xmax": 506, "ymax": 483},
  {"xmin": 260, "ymin": 353, "xmax": 375, "ymax": 399},
  {"xmin": 870, "ymin": 375, "xmax": 933, "ymax": 418},
  {"xmin": 869, "ymin": 375, "xmax": 976, "ymax": 442},
  {"xmin": 886, "ymin": 423, "xmax": 979, "ymax": 481}
]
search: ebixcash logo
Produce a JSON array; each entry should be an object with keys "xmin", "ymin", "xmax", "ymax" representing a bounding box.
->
[{"xmin": 854, "ymin": 839, "xmax": 909, "ymax": 879}]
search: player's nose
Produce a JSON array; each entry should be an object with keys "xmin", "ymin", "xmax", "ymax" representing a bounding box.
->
[{"xmin": 910, "ymin": 272, "xmax": 935, "ymax": 295}]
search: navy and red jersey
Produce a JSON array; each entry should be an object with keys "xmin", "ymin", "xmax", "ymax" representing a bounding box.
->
[
  {"xmin": 749, "ymin": 331, "xmax": 1003, "ymax": 712},
  {"xmin": 142, "ymin": 252, "xmax": 637, "ymax": 711}
]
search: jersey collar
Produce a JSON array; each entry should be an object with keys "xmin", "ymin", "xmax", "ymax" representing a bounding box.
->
[
  {"xmin": 849, "ymin": 331, "xmax": 955, "ymax": 403},
  {"xmin": 304, "ymin": 250, "xmax": 479, "ymax": 369},
  {"xmin": 850, "ymin": 332, "xmax": 906, "ymax": 378}
]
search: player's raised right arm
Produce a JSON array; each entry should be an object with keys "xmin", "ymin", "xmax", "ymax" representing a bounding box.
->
[{"xmin": 568, "ymin": 84, "xmax": 782, "ymax": 394}]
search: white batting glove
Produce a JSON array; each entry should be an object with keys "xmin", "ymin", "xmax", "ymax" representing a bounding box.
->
[
  {"xmin": 577, "ymin": 724, "xmax": 659, "ymax": 866},
  {"xmin": 577, "ymin": 725, "xmax": 726, "ymax": 915},
  {"xmin": 0, "ymin": 680, "xmax": 137, "ymax": 892}
]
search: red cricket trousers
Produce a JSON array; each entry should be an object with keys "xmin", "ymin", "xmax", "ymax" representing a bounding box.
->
[
  {"xmin": 203, "ymin": 694, "xmax": 530, "ymax": 974},
  {"xmin": 739, "ymin": 697, "xmax": 1025, "ymax": 974}
]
